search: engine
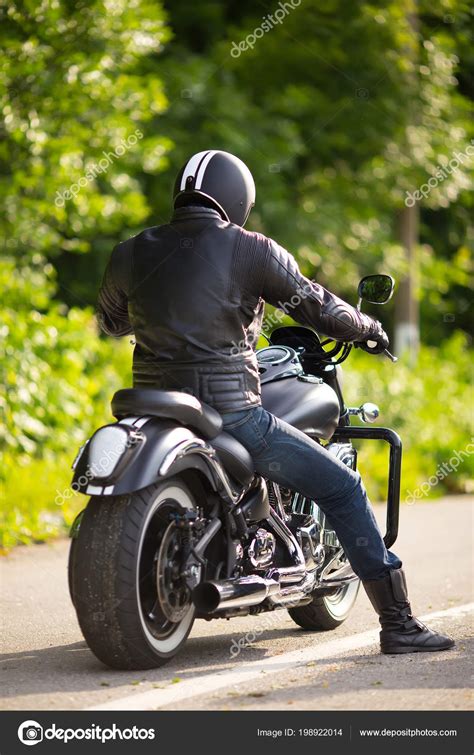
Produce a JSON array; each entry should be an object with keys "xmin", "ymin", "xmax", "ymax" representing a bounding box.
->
[{"xmin": 247, "ymin": 528, "xmax": 276, "ymax": 569}]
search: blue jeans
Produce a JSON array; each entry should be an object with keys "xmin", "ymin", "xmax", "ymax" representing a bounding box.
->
[{"xmin": 222, "ymin": 405, "xmax": 401, "ymax": 581}]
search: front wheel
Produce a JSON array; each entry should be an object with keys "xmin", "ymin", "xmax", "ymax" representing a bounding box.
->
[
  {"xmin": 288, "ymin": 580, "xmax": 360, "ymax": 630},
  {"xmin": 69, "ymin": 477, "xmax": 197, "ymax": 669}
]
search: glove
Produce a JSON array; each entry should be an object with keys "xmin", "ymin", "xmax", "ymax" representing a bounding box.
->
[{"xmin": 356, "ymin": 321, "xmax": 389, "ymax": 354}]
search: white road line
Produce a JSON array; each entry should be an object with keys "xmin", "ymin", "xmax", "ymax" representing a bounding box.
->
[{"xmin": 87, "ymin": 602, "xmax": 473, "ymax": 711}]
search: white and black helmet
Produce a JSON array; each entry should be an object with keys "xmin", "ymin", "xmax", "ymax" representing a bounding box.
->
[{"xmin": 173, "ymin": 150, "xmax": 256, "ymax": 227}]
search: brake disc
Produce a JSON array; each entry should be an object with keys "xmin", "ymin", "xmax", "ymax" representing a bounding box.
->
[{"xmin": 156, "ymin": 521, "xmax": 191, "ymax": 623}]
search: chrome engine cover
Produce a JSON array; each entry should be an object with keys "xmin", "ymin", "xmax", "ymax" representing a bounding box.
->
[
  {"xmin": 326, "ymin": 441, "xmax": 357, "ymax": 469},
  {"xmin": 247, "ymin": 528, "xmax": 276, "ymax": 569}
]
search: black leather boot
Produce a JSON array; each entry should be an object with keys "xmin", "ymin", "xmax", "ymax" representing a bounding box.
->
[{"xmin": 363, "ymin": 568, "xmax": 455, "ymax": 654}]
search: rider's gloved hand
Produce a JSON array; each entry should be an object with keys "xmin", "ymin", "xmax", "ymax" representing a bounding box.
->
[{"xmin": 356, "ymin": 321, "xmax": 389, "ymax": 354}]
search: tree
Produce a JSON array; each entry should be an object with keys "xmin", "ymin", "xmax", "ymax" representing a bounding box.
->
[
  {"xmin": 0, "ymin": 0, "xmax": 170, "ymax": 277},
  {"xmin": 155, "ymin": 0, "xmax": 473, "ymax": 345},
  {"xmin": 0, "ymin": 0, "xmax": 169, "ymax": 472}
]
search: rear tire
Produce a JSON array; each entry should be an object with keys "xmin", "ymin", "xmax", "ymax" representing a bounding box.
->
[
  {"xmin": 67, "ymin": 536, "xmax": 77, "ymax": 607},
  {"xmin": 69, "ymin": 477, "xmax": 197, "ymax": 669},
  {"xmin": 288, "ymin": 580, "xmax": 360, "ymax": 630}
]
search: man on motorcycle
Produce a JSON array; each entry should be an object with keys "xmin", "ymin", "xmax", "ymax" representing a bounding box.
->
[{"xmin": 98, "ymin": 149, "xmax": 453, "ymax": 655}]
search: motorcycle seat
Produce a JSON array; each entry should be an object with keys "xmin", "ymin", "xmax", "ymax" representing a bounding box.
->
[
  {"xmin": 111, "ymin": 388, "xmax": 223, "ymax": 440},
  {"xmin": 210, "ymin": 432, "xmax": 255, "ymax": 486}
]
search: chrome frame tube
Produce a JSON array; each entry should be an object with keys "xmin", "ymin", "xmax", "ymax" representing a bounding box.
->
[{"xmin": 266, "ymin": 508, "xmax": 306, "ymax": 565}]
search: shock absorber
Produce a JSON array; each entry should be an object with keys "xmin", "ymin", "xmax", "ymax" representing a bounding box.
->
[{"xmin": 267, "ymin": 482, "xmax": 290, "ymax": 521}]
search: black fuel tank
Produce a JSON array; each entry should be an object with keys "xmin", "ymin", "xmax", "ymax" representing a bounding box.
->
[{"xmin": 261, "ymin": 375, "xmax": 340, "ymax": 440}]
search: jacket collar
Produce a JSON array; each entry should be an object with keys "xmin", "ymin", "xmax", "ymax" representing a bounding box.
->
[{"xmin": 170, "ymin": 205, "xmax": 224, "ymax": 223}]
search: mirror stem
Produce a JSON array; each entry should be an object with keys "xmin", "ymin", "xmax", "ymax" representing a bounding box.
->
[{"xmin": 384, "ymin": 348, "xmax": 398, "ymax": 363}]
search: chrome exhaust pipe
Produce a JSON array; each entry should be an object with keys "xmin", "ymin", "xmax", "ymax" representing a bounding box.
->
[
  {"xmin": 268, "ymin": 570, "xmax": 316, "ymax": 606},
  {"xmin": 267, "ymin": 564, "xmax": 306, "ymax": 584},
  {"xmin": 193, "ymin": 575, "xmax": 280, "ymax": 613}
]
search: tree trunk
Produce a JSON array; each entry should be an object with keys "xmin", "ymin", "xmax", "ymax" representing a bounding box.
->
[
  {"xmin": 394, "ymin": 203, "xmax": 419, "ymax": 360},
  {"xmin": 394, "ymin": 2, "xmax": 420, "ymax": 362}
]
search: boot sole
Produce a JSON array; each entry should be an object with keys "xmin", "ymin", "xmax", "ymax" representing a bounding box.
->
[{"xmin": 381, "ymin": 643, "xmax": 455, "ymax": 654}]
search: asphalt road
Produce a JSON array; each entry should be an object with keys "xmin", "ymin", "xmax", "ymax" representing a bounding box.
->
[{"xmin": 1, "ymin": 496, "xmax": 472, "ymax": 711}]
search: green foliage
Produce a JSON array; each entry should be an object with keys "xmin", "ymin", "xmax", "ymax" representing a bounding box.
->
[
  {"xmin": 0, "ymin": 0, "xmax": 472, "ymax": 548},
  {"xmin": 1, "ymin": 329, "xmax": 470, "ymax": 549},
  {"xmin": 152, "ymin": 0, "xmax": 473, "ymax": 338},
  {"xmin": 0, "ymin": 0, "xmax": 170, "ymax": 301},
  {"xmin": 0, "ymin": 0, "xmax": 165, "ymax": 548},
  {"xmin": 1, "ymin": 454, "xmax": 81, "ymax": 549},
  {"xmin": 0, "ymin": 258, "xmax": 132, "ymax": 549},
  {"xmin": 1, "ymin": 259, "xmax": 132, "ymax": 458},
  {"xmin": 344, "ymin": 332, "xmax": 473, "ymax": 501}
]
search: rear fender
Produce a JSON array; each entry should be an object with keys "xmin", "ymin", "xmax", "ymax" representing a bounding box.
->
[{"xmin": 71, "ymin": 416, "xmax": 227, "ymax": 497}]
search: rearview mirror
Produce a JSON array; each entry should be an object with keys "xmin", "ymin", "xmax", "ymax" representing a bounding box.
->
[{"xmin": 357, "ymin": 274, "xmax": 394, "ymax": 305}]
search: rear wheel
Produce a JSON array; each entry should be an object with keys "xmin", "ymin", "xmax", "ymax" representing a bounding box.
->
[
  {"xmin": 69, "ymin": 477, "xmax": 197, "ymax": 669},
  {"xmin": 288, "ymin": 580, "xmax": 360, "ymax": 630},
  {"xmin": 67, "ymin": 509, "xmax": 84, "ymax": 608}
]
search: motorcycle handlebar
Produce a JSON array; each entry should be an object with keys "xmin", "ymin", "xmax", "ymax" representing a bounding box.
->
[
  {"xmin": 355, "ymin": 341, "xmax": 398, "ymax": 362},
  {"xmin": 296, "ymin": 340, "xmax": 398, "ymax": 363}
]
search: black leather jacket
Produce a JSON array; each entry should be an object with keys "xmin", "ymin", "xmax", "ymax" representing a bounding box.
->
[{"xmin": 98, "ymin": 206, "xmax": 386, "ymax": 412}]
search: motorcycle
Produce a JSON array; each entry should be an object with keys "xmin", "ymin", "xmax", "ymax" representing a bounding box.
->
[{"xmin": 68, "ymin": 273, "xmax": 401, "ymax": 669}]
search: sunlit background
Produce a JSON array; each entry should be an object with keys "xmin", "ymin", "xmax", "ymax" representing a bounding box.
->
[{"xmin": 1, "ymin": 0, "xmax": 472, "ymax": 548}]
